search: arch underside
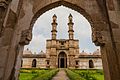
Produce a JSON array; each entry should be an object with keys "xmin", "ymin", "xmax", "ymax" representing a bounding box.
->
[{"xmin": 30, "ymin": 1, "xmax": 93, "ymax": 29}]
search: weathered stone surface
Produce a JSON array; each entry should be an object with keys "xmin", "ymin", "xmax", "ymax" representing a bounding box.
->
[{"xmin": 19, "ymin": 29, "xmax": 32, "ymax": 45}]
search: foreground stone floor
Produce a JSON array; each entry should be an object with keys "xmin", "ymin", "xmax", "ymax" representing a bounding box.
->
[{"xmin": 52, "ymin": 69, "xmax": 70, "ymax": 80}]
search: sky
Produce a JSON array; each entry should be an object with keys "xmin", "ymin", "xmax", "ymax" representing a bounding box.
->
[{"xmin": 24, "ymin": 6, "xmax": 99, "ymax": 54}]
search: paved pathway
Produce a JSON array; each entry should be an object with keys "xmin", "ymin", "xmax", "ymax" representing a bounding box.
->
[{"xmin": 52, "ymin": 69, "xmax": 70, "ymax": 80}]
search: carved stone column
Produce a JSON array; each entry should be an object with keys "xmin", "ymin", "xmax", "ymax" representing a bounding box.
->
[
  {"xmin": 0, "ymin": 0, "xmax": 9, "ymax": 36},
  {"xmin": 92, "ymin": 28, "xmax": 120, "ymax": 80},
  {"xmin": 11, "ymin": 29, "xmax": 32, "ymax": 80},
  {"xmin": 102, "ymin": 43, "xmax": 120, "ymax": 80}
]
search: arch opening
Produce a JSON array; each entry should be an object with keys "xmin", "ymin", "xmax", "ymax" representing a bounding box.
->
[
  {"xmin": 20, "ymin": 1, "xmax": 103, "ymax": 80},
  {"xmin": 32, "ymin": 59, "xmax": 37, "ymax": 67},
  {"xmin": 89, "ymin": 60, "xmax": 94, "ymax": 68},
  {"xmin": 25, "ymin": 5, "xmax": 99, "ymax": 54},
  {"xmin": 58, "ymin": 52, "xmax": 67, "ymax": 68}
]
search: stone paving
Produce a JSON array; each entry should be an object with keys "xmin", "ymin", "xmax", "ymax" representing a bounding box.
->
[{"xmin": 52, "ymin": 69, "xmax": 70, "ymax": 80}]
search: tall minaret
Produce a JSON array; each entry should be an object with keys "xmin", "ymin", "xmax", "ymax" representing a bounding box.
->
[
  {"xmin": 68, "ymin": 14, "xmax": 74, "ymax": 40},
  {"xmin": 51, "ymin": 14, "xmax": 58, "ymax": 39}
]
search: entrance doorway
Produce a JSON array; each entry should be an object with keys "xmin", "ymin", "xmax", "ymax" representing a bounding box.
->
[
  {"xmin": 89, "ymin": 60, "xmax": 94, "ymax": 68},
  {"xmin": 58, "ymin": 52, "xmax": 67, "ymax": 68},
  {"xmin": 32, "ymin": 59, "xmax": 37, "ymax": 67}
]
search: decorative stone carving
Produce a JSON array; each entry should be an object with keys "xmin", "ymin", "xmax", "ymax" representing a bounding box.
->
[
  {"xmin": 0, "ymin": 0, "xmax": 8, "ymax": 37},
  {"xmin": 0, "ymin": 0, "xmax": 9, "ymax": 8},
  {"xmin": 92, "ymin": 28, "xmax": 105, "ymax": 46},
  {"xmin": 19, "ymin": 29, "xmax": 32, "ymax": 45}
]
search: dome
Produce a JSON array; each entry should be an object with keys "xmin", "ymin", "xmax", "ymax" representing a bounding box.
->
[
  {"xmin": 38, "ymin": 50, "xmax": 45, "ymax": 54},
  {"xmin": 93, "ymin": 49, "xmax": 101, "ymax": 55},
  {"xmin": 80, "ymin": 50, "xmax": 88, "ymax": 55},
  {"xmin": 23, "ymin": 48, "xmax": 32, "ymax": 54}
]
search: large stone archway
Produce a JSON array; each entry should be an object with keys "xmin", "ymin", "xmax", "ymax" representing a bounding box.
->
[{"xmin": 0, "ymin": 0, "xmax": 120, "ymax": 80}]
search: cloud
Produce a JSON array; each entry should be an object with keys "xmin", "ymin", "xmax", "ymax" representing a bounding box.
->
[
  {"xmin": 25, "ymin": 34, "xmax": 48, "ymax": 53},
  {"xmin": 24, "ymin": 6, "xmax": 99, "ymax": 53}
]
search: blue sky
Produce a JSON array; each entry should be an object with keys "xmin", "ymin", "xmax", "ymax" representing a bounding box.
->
[{"xmin": 25, "ymin": 6, "xmax": 99, "ymax": 54}]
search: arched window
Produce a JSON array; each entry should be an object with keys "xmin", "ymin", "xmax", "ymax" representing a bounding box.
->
[
  {"xmin": 32, "ymin": 59, "xmax": 37, "ymax": 67},
  {"xmin": 89, "ymin": 60, "xmax": 94, "ymax": 68},
  {"xmin": 76, "ymin": 61, "xmax": 79, "ymax": 65}
]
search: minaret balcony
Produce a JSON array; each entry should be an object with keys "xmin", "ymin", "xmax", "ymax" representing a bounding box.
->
[
  {"xmin": 51, "ymin": 23, "xmax": 58, "ymax": 25},
  {"xmin": 68, "ymin": 22, "xmax": 74, "ymax": 25},
  {"xmin": 51, "ymin": 30, "xmax": 57, "ymax": 32},
  {"xmin": 68, "ymin": 30, "xmax": 74, "ymax": 32}
]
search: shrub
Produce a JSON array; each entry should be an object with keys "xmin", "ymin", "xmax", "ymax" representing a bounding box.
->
[
  {"xmin": 19, "ymin": 69, "xmax": 53, "ymax": 80},
  {"xmin": 79, "ymin": 71, "xmax": 97, "ymax": 80},
  {"xmin": 66, "ymin": 69, "xmax": 85, "ymax": 80},
  {"xmin": 33, "ymin": 69, "xmax": 59, "ymax": 80},
  {"xmin": 96, "ymin": 70, "xmax": 104, "ymax": 75},
  {"xmin": 71, "ymin": 69, "xmax": 98, "ymax": 80}
]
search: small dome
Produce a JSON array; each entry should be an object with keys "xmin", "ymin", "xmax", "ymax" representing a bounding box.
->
[
  {"xmin": 80, "ymin": 50, "xmax": 88, "ymax": 55},
  {"xmin": 93, "ymin": 49, "xmax": 101, "ymax": 55},
  {"xmin": 38, "ymin": 50, "xmax": 45, "ymax": 54},
  {"xmin": 23, "ymin": 48, "xmax": 32, "ymax": 54}
]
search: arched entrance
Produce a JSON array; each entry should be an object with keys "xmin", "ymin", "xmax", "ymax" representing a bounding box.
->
[
  {"xmin": 58, "ymin": 52, "xmax": 67, "ymax": 68},
  {"xmin": 89, "ymin": 60, "xmax": 94, "ymax": 68},
  {"xmin": 32, "ymin": 59, "xmax": 37, "ymax": 67},
  {"xmin": 0, "ymin": 0, "xmax": 120, "ymax": 80}
]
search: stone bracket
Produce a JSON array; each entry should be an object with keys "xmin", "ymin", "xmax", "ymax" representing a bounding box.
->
[
  {"xmin": 19, "ymin": 29, "xmax": 32, "ymax": 45},
  {"xmin": 92, "ymin": 29, "xmax": 105, "ymax": 46},
  {"xmin": 0, "ymin": 0, "xmax": 9, "ymax": 8}
]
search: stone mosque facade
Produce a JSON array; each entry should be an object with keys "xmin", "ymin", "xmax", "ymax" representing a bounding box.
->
[{"xmin": 21, "ymin": 14, "xmax": 103, "ymax": 69}]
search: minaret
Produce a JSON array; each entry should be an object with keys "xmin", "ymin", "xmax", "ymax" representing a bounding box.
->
[
  {"xmin": 51, "ymin": 14, "xmax": 58, "ymax": 40},
  {"xmin": 68, "ymin": 14, "xmax": 74, "ymax": 40}
]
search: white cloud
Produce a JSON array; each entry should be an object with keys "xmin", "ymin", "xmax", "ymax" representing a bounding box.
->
[{"xmin": 25, "ymin": 34, "xmax": 48, "ymax": 53}]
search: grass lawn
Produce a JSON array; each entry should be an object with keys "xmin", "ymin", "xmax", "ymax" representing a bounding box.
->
[
  {"xmin": 19, "ymin": 73, "xmax": 38, "ymax": 80},
  {"xmin": 19, "ymin": 68, "xmax": 52, "ymax": 80},
  {"xmin": 94, "ymin": 74, "xmax": 104, "ymax": 80},
  {"xmin": 71, "ymin": 69, "xmax": 104, "ymax": 80},
  {"xmin": 19, "ymin": 68, "xmax": 58, "ymax": 80}
]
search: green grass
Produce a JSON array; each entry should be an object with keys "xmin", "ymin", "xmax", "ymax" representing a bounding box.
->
[
  {"xmin": 66, "ymin": 69, "xmax": 85, "ymax": 80},
  {"xmin": 33, "ymin": 69, "xmax": 59, "ymax": 80},
  {"xmin": 19, "ymin": 68, "xmax": 54, "ymax": 80},
  {"xmin": 70, "ymin": 69, "xmax": 104, "ymax": 80},
  {"xmin": 19, "ymin": 73, "xmax": 38, "ymax": 80}
]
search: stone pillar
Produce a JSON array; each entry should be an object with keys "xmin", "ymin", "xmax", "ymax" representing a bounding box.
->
[
  {"xmin": 101, "ymin": 43, "xmax": 120, "ymax": 80},
  {"xmin": 0, "ymin": 0, "xmax": 9, "ymax": 36},
  {"xmin": 104, "ymin": 0, "xmax": 120, "ymax": 80},
  {"xmin": 92, "ymin": 28, "xmax": 120, "ymax": 80},
  {"xmin": 0, "ymin": 5, "xmax": 17, "ymax": 80}
]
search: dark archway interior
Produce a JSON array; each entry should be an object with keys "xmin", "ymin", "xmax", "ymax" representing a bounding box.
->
[
  {"xmin": 58, "ymin": 52, "xmax": 67, "ymax": 68},
  {"xmin": 89, "ymin": 60, "xmax": 94, "ymax": 68},
  {"xmin": 32, "ymin": 59, "xmax": 37, "ymax": 67}
]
